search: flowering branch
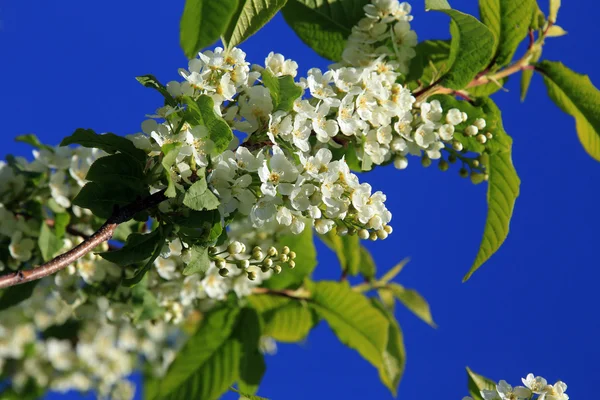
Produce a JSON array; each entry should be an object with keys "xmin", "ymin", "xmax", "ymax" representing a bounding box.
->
[{"xmin": 0, "ymin": 190, "xmax": 167, "ymax": 289}]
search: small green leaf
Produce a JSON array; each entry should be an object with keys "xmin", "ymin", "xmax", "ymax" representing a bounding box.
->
[
  {"xmin": 479, "ymin": 0, "xmax": 535, "ymax": 68},
  {"xmin": 38, "ymin": 222, "xmax": 64, "ymax": 262},
  {"xmin": 429, "ymin": 9, "xmax": 495, "ymax": 89},
  {"xmin": 85, "ymin": 153, "xmax": 146, "ymax": 192},
  {"xmin": 261, "ymin": 69, "xmax": 303, "ymax": 112},
  {"xmin": 520, "ymin": 45, "xmax": 542, "ymax": 101},
  {"xmin": 122, "ymin": 234, "xmax": 166, "ymax": 287},
  {"xmin": 53, "ymin": 213, "xmax": 70, "ymax": 239},
  {"xmin": 222, "ymin": 0, "xmax": 287, "ymax": 49},
  {"xmin": 151, "ymin": 307, "xmax": 241, "ymax": 400},
  {"xmin": 183, "ymin": 95, "xmax": 234, "ymax": 155},
  {"xmin": 229, "ymin": 387, "xmax": 269, "ymax": 400},
  {"xmin": 15, "ymin": 134, "xmax": 53, "ymax": 151},
  {"xmin": 182, "ymin": 245, "xmax": 211, "ymax": 276},
  {"xmin": 371, "ymin": 299, "xmax": 406, "ymax": 397},
  {"xmin": 100, "ymin": 229, "xmax": 164, "ymax": 266},
  {"xmin": 380, "ymin": 258, "xmax": 410, "ymax": 284},
  {"xmin": 309, "ymin": 281, "xmax": 389, "ymax": 369},
  {"xmin": 425, "ymin": 0, "xmax": 451, "ymax": 10},
  {"xmin": 387, "ymin": 283, "xmax": 436, "ymax": 327},
  {"xmin": 281, "ymin": 0, "xmax": 370, "ymax": 61},
  {"xmin": 359, "ymin": 246, "xmax": 376, "ymax": 280},
  {"xmin": 161, "ymin": 142, "xmax": 183, "ymax": 198},
  {"xmin": 464, "ymin": 98, "xmax": 520, "ymax": 281},
  {"xmin": 237, "ymin": 308, "xmax": 266, "ymax": 395},
  {"xmin": 545, "ymin": 24, "xmax": 567, "ymax": 37},
  {"xmin": 179, "ymin": 0, "xmax": 239, "ymax": 59},
  {"xmin": 0, "ymin": 281, "xmax": 39, "ymax": 312},
  {"xmin": 183, "ymin": 178, "xmax": 220, "ymax": 211},
  {"xmin": 264, "ymin": 228, "xmax": 317, "ymax": 289},
  {"xmin": 72, "ymin": 181, "xmax": 148, "ymax": 219},
  {"xmin": 318, "ymin": 231, "xmax": 361, "ymax": 276},
  {"xmin": 60, "ymin": 129, "xmax": 146, "ymax": 165},
  {"xmin": 135, "ymin": 75, "xmax": 177, "ymax": 107},
  {"xmin": 536, "ymin": 60, "xmax": 600, "ymax": 161},
  {"xmin": 467, "ymin": 367, "xmax": 497, "ymax": 400},
  {"xmin": 549, "ymin": 0, "xmax": 561, "ymax": 23}
]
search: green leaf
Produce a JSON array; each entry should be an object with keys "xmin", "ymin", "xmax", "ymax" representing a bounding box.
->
[
  {"xmin": 406, "ymin": 40, "xmax": 451, "ymax": 87},
  {"xmin": 183, "ymin": 178, "xmax": 220, "ymax": 211},
  {"xmin": 53, "ymin": 213, "xmax": 70, "ymax": 239},
  {"xmin": 222, "ymin": 0, "xmax": 287, "ymax": 49},
  {"xmin": 371, "ymin": 299, "xmax": 406, "ymax": 397},
  {"xmin": 318, "ymin": 231, "xmax": 361, "ymax": 276},
  {"xmin": 549, "ymin": 0, "xmax": 561, "ymax": 23},
  {"xmin": 466, "ymin": 367, "xmax": 497, "ymax": 400},
  {"xmin": 464, "ymin": 98, "xmax": 520, "ymax": 281},
  {"xmin": 380, "ymin": 258, "xmax": 410, "ymax": 284},
  {"xmin": 387, "ymin": 283, "xmax": 436, "ymax": 327},
  {"xmin": 281, "ymin": 0, "xmax": 370, "ymax": 61},
  {"xmin": 151, "ymin": 307, "xmax": 241, "ymax": 400},
  {"xmin": 122, "ymin": 234, "xmax": 166, "ymax": 287},
  {"xmin": 425, "ymin": 0, "xmax": 450, "ymax": 10},
  {"xmin": 182, "ymin": 245, "xmax": 211, "ymax": 276},
  {"xmin": 38, "ymin": 222, "xmax": 64, "ymax": 262},
  {"xmin": 520, "ymin": 46, "xmax": 541, "ymax": 101},
  {"xmin": 536, "ymin": 60, "xmax": 600, "ymax": 161},
  {"xmin": 260, "ymin": 298, "xmax": 317, "ymax": 342},
  {"xmin": 359, "ymin": 246, "xmax": 376, "ymax": 280},
  {"xmin": 237, "ymin": 308, "xmax": 266, "ymax": 395},
  {"xmin": 161, "ymin": 142, "xmax": 183, "ymax": 198},
  {"xmin": 229, "ymin": 387, "xmax": 269, "ymax": 400},
  {"xmin": 309, "ymin": 281, "xmax": 389, "ymax": 368},
  {"xmin": 545, "ymin": 25, "xmax": 567, "ymax": 37},
  {"xmin": 132, "ymin": 282, "xmax": 164, "ymax": 321},
  {"xmin": 15, "ymin": 134, "xmax": 53, "ymax": 151},
  {"xmin": 100, "ymin": 229, "xmax": 164, "ymax": 266},
  {"xmin": 85, "ymin": 153, "xmax": 146, "ymax": 192},
  {"xmin": 479, "ymin": 0, "xmax": 535, "ymax": 68},
  {"xmin": 0, "ymin": 281, "xmax": 39, "ymax": 312},
  {"xmin": 60, "ymin": 128, "xmax": 146, "ymax": 165},
  {"xmin": 135, "ymin": 75, "xmax": 177, "ymax": 107},
  {"xmin": 179, "ymin": 0, "xmax": 239, "ymax": 59},
  {"xmin": 183, "ymin": 95, "xmax": 234, "ymax": 154},
  {"xmin": 261, "ymin": 69, "xmax": 303, "ymax": 112},
  {"xmin": 264, "ymin": 228, "xmax": 317, "ymax": 289},
  {"xmin": 72, "ymin": 181, "xmax": 148, "ymax": 219},
  {"xmin": 429, "ymin": 9, "xmax": 495, "ymax": 89}
]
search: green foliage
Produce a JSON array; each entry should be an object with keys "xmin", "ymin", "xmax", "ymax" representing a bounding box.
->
[
  {"xmin": 182, "ymin": 244, "xmax": 211, "ymax": 275},
  {"xmin": 229, "ymin": 387, "xmax": 269, "ymax": 400},
  {"xmin": 264, "ymin": 228, "xmax": 317, "ymax": 289},
  {"xmin": 85, "ymin": 153, "xmax": 147, "ymax": 192},
  {"xmin": 359, "ymin": 246, "xmax": 377, "ymax": 280},
  {"xmin": 15, "ymin": 133, "xmax": 53, "ymax": 151},
  {"xmin": 261, "ymin": 69, "xmax": 303, "ymax": 112},
  {"xmin": 250, "ymin": 295, "xmax": 317, "ymax": 342},
  {"xmin": 281, "ymin": 0, "xmax": 370, "ymax": 61},
  {"xmin": 386, "ymin": 283, "xmax": 436, "ymax": 327},
  {"xmin": 371, "ymin": 299, "xmax": 406, "ymax": 397},
  {"xmin": 464, "ymin": 98, "xmax": 520, "ymax": 281},
  {"xmin": 222, "ymin": 0, "xmax": 288, "ymax": 49},
  {"xmin": 72, "ymin": 181, "xmax": 148, "ymax": 219},
  {"xmin": 38, "ymin": 222, "xmax": 63, "ymax": 262},
  {"xmin": 425, "ymin": 0, "xmax": 451, "ymax": 10},
  {"xmin": 161, "ymin": 142, "xmax": 183, "ymax": 198},
  {"xmin": 479, "ymin": 0, "xmax": 535, "ymax": 68},
  {"xmin": 406, "ymin": 40, "xmax": 451, "ymax": 86},
  {"xmin": 318, "ymin": 230, "xmax": 362, "ymax": 276},
  {"xmin": 536, "ymin": 60, "xmax": 600, "ymax": 161},
  {"xmin": 549, "ymin": 0, "xmax": 561, "ymax": 23},
  {"xmin": 309, "ymin": 281, "xmax": 389, "ymax": 373},
  {"xmin": 183, "ymin": 177, "xmax": 220, "ymax": 211},
  {"xmin": 135, "ymin": 75, "xmax": 177, "ymax": 107},
  {"xmin": 466, "ymin": 367, "xmax": 497, "ymax": 400},
  {"xmin": 179, "ymin": 0, "xmax": 239, "ymax": 59},
  {"xmin": 237, "ymin": 308, "xmax": 266, "ymax": 394},
  {"xmin": 0, "ymin": 281, "xmax": 39, "ymax": 312},
  {"xmin": 52, "ymin": 213, "xmax": 70, "ymax": 239},
  {"xmin": 60, "ymin": 128, "xmax": 146, "ymax": 165},
  {"xmin": 183, "ymin": 95, "xmax": 234, "ymax": 155},
  {"xmin": 429, "ymin": 8, "xmax": 495, "ymax": 89},
  {"xmin": 100, "ymin": 229, "xmax": 164, "ymax": 267}
]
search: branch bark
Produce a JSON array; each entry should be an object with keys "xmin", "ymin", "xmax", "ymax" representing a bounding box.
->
[{"xmin": 0, "ymin": 190, "xmax": 167, "ymax": 289}]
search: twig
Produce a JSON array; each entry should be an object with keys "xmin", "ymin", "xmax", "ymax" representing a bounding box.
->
[{"xmin": 0, "ymin": 190, "xmax": 167, "ymax": 289}]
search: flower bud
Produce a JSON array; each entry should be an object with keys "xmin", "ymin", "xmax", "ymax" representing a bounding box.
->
[
  {"xmin": 472, "ymin": 159, "xmax": 480, "ymax": 167},
  {"xmin": 219, "ymin": 268, "xmax": 229, "ymax": 277},
  {"xmin": 215, "ymin": 257, "xmax": 226, "ymax": 269},
  {"xmin": 228, "ymin": 241, "xmax": 244, "ymax": 255},
  {"xmin": 369, "ymin": 231, "xmax": 378, "ymax": 241},
  {"xmin": 282, "ymin": 246, "xmax": 290, "ymax": 255},
  {"xmin": 438, "ymin": 159, "xmax": 449, "ymax": 171},
  {"xmin": 273, "ymin": 265, "xmax": 282, "ymax": 274},
  {"xmin": 358, "ymin": 229, "xmax": 370, "ymax": 240},
  {"xmin": 247, "ymin": 271, "xmax": 257, "ymax": 281},
  {"xmin": 289, "ymin": 260, "xmax": 296, "ymax": 269},
  {"xmin": 448, "ymin": 154, "xmax": 457, "ymax": 164},
  {"xmin": 336, "ymin": 225, "xmax": 348, "ymax": 236},
  {"xmin": 238, "ymin": 259, "xmax": 250, "ymax": 269},
  {"xmin": 459, "ymin": 168, "xmax": 469, "ymax": 178},
  {"xmin": 464, "ymin": 125, "xmax": 478, "ymax": 136},
  {"xmin": 263, "ymin": 258, "xmax": 273, "ymax": 268},
  {"xmin": 394, "ymin": 156, "xmax": 408, "ymax": 170},
  {"xmin": 474, "ymin": 118, "xmax": 486, "ymax": 130},
  {"xmin": 280, "ymin": 254, "xmax": 289, "ymax": 263},
  {"xmin": 261, "ymin": 265, "xmax": 270, "ymax": 273},
  {"xmin": 421, "ymin": 155, "xmax": 432, "ymax": 168},
  {"xmin": 486, "ymin": 132, "xmax": 493, "ymax": 139},
  {"xmin": 267, "ymin": 246, "xmax": 278, "ymax": 257},
  {"xmin": 289, "ymin": 251, "xmax": 296, "ymax": 260},
  {"xmin": 376, "ymin": 229, "xmax": 388, "ymax": 240},
  {"xmin": 384, "ymin": 225, "xmax": 393, "ymax": 234},
  {"xmin": 471, "ymin": 172, "xmax": 485, "ymax": 185},
  {"xmin": 476, "ymin": 133, "xmax": 487, "ymax": 144},
  {"xmin": 252, "ymin": 250, "xmax": 264, "ymax": 260},
  {"xmin": 452, "ymin": 140, "xmax": 463, "ymax": 151}
]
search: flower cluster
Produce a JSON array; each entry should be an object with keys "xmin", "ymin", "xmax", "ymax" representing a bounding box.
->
[{"xmin": 464, "ymin": 374, "xmax": 569, "ymax": 400}]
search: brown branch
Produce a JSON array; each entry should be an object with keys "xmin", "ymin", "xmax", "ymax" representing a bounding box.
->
[
  {"xmin": 0, "ymin": 190, "xmax": 167, "ymax": 289},
  {"xmin": 45, "ymin": 219, "xmax": 119, "ymax": 251}
]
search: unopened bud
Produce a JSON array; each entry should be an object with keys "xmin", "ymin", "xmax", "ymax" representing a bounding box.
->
[
  {"xmin": 267, "ymin": 247, "xmax": 278, "ymax": 257},
  {"xmin": 486, "ymin": 132, "xmax": 493, "ymax": 139},
  {"xmin": 476, "ymin": 133, "xmax": 487, "ymax": 144},
  {"xmin": 358, "ymin": 229, "xmax": 370, "ymax": 240},
  {"xmin": 452, "ymin": 140, "xmax": 463, "ymax": 151},
  {"xmin": 219, "ymin": 268, "xmax": 229, "ymax": 277},
  {"xmin": 474, "ymin": 118, "xmax": 486, "ymax": 130},
  {"xmin": 384, "ymin": 225, "xmax": 393, "ymax": 234},
  {"xmin": 227, "ymin": 241, "xmax": 244, "ymax": 255},
  {"xmin": 273, "ymin": 265, "xmax": 282, "ymax": 274},
  {"xmin": 336, "ymin": 225, "xmax": 348, "ymax": 236},
  {"xmin": 421, "ymin": 155, "xmax": 432, "ymax": 168},
  {"xmin": 464, "ymin": 125, "xmax": 478, "ymax": 136},
  {"xmin": 394, "ymin": 156, "xmax": 408, "ymax": 170},
  {"xmin": 238, "ymin": 259, "xmax": 250, "ymax": 269},
  {"xmin": 289, "ymin": 251, "xmax": 296, "ymax": 260},
  {"xmin": 252, "ymin": 250, "xmax": 264, "ymax": 260},
  {"xmin": 472, "ymin": 159, "xmax": 480, "ymax": 168},
  {"xmin": 247, "ymin": 271, "xmax": 257, "ymax": 281},
  {"xmin": 376, "ymin": 229, "xmax": 388, "ymax": 240},
  {"xmin": 459, "ymin": 168, "xmax": 469, "ymax": 178},
  {"xmin": 289, "ymin": 260, "xmax": 296, "ymax": 269},
  {"xmin": 369, "ymin": 231, "xmax": 378, "ymax": 241},
  {"xmin": 282, "ymin": 246, "xmax": 290, "ymax": 255},
  {"xmin": 471, "ymin": 172, "xmax": 485, "ymax": 185},
  {"xmin": 215, "ymin": 257, "xmax": 226, "ymax": 269},
  {"xmin": 438, "ymin": 159, "xmax": 449, "ymax": 171},
  {"xmin": 280, "ymin": 254, "xmax": 289, "ymax": 263},
  {"xmin": 263, "ymin": 258, "xmax": 273, "ymax": 268}
]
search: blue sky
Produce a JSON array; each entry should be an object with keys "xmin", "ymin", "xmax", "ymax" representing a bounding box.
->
[{"xmin": 1, "ymin": 0, "xmax": 599, "ymax": 399}]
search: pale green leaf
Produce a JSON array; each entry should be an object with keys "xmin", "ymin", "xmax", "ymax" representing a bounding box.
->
[
  {"xmin": 183, "ymin": 95, "xmax": 234, "ymax": 155},
  {"xmin": 520, "ymin": 45, "xmax": 542, "ymax": 101},
  {"xmin": 282, "ymin": 0, "xmax": 370, "ymax": 61},
  {"xmin": 183, "ymin": 178, "xmax": 220, "ymax": 211},
  {"xmin": 380, "ymin": 258, "xmax": 410, "ymax": 284},
  {"xmin": 183, "ymin": 245, "xmax": 211, "ymax": 276},
  {"xmin": 387, "ymin": 283, "xmax": 436, "ymax": 327},
  {"xmin": 262, "ymin": 300, "xmax": 317, "ymax": 342},
  {"xmin": 38, "ymin": 222, "xmax": 63, "ymax": 262},
  {"xmin": 161, "ymin": 142, "xmax": 183, "ymax": 198},
  {"xmin": 536, "ymin": 60, "xmax": 600, "ymax": 161},
  {"xmin": 309, "ymin": 281, "xmax": 389, "ymax": 368},
  {"xmin": 425, "ymin": 0, "xmax": 451, "ymax": 10},
  {"xmin": 261, "ymin": 69, "xmax": 303, "ymax": 112},
  {"xmin": 545, "ymin": 25, "xmax": 567, "ymax": 37},
  {"xmin": 549, "ymin": 0, "xmax": 561, "ymax": 23},
  {"xmin": 180, "ymin": 0, "xmax": 239, "ymax": 59},
  {"xmin": 467, "ymin": 367, "xmax": 497, "ymax": 400},
  {"xmin": 222, "ymin": 0, "xmax": 287, "ymax": 49}
]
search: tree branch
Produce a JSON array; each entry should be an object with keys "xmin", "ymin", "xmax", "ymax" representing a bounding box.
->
[{"xmin": 0, "ymin": 190, "xmax": 167, "ymax": 289}]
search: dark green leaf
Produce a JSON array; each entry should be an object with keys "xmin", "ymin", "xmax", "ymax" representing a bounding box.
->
[
  {"xmin": 281, "ymin": 0, "xmax": 370, "ymax": 61},
  {"xmin": 183, "ymin": 245, "xmax": 211, "ymax": 275},
  {"xmin": 222, "ymin": 0, "xmax": 287, "ymax": 49},
  {"xmin": 264, "ymin": 228, "xmax": 316, "ymax": 289},
  {"xmin": 85, "ymin": 153, "xmax": 147, "ymax": 192},
  {"xmin": 72, "ymin": 181, "xmax": 148, "ymax": 219},
  {"xmin": 180, "ymin": 0, "xmax": 239, "ymax": 59},
  {"xmin": 100, "ymin": 229, "xmax": 163, "ymax": 267},
  {"xmin": 183, "ymin": 95, "xmax": 234, "ymax": 155},
  {"xmin": 237, "ymin": 308, "xmax": 266, "ymax": 395},
  {"xmin": 41, "ymin": 320, "xmax": 81, "ymax": 340},
  {"xmin": 60, "ymin": 129, "xmax": 146, "ymax": 165},
  {"xmin": 359, "ymin": 246, "xmax": 376, "ymax": 280},
  {"xmin": 261, "ymin": 69, "xmax": 303, "ymax": 112},
  {"xmin": 136, "ymin": 74, "xmax": 177, "ymax": 107},
  {"xmin": 536, "ymin": 60, "xmax": 600, "ymax": 161},
  {"xmin": 183, "ymin": 178, "xmax": 220, "ymax": 211},
  {"xmin": 309, "ymin": 281, "xmax": 389, "ymax": 368},
  {"xmin": 0, "ymin": 281, "xmax": 39, "ymax": 312},
  {"xmin": 38, "ymin": 222, "xmax": 64, "ymax": 262}
]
